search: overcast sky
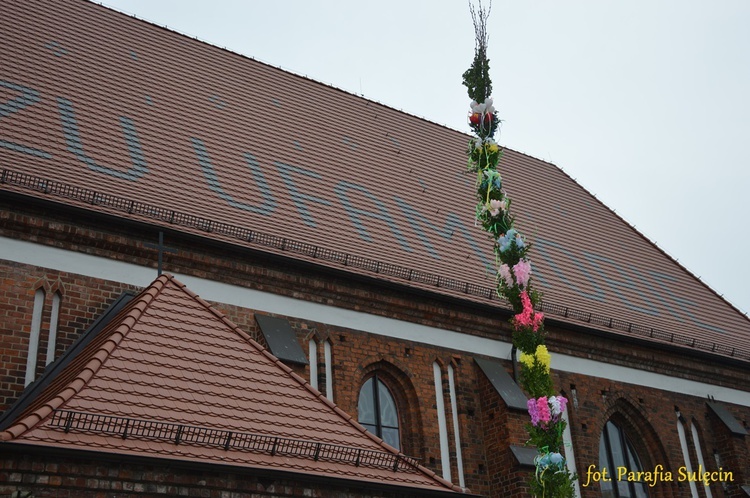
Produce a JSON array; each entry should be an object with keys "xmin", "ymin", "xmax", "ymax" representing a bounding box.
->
[{"xmin": 101, "ymin": 0, "xmax": 750, "ymax": 316}]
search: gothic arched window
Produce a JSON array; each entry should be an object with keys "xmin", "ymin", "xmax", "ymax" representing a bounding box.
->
[
  {"xmin": 358, "ymin": 374, "xmax": 400, "ymax": 450},
  {"xmin": 599, "ymin": 420, "xmax": 649, "ymax": 498}
]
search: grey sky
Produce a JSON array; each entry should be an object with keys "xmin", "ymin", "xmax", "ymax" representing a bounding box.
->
[{"xmin": 101, "ymin": 0, "xmax": 750, "ymax": 316}]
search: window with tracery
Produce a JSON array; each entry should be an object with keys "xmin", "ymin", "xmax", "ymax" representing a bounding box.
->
[{"xmin": 358, "ymin": 374, "xmax": 400, "ymax": 450}]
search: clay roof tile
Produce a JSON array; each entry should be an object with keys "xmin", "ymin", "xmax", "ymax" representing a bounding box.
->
[
  {"xmin": 0, "ymin": 274, "xmax": 463, "ymax": 494},
  {"xmin": 1, "ymin": 0, "xmax": 747, "ymax": 361}
]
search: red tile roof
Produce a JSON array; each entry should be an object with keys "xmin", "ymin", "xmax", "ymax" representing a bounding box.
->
[
  {"xmin": 0, "ymin": 274, "xmax": 463, "ymax": 494},
  {"xmin": 1, "ymin": 0, "xmax": 748, "ymax": 360}
]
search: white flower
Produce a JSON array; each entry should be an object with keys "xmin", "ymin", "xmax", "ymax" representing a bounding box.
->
[
  {"xmin": 470, "ymin": 98, "xmax": 495, "ymax": 115},
  {"xmin": 485, "ymin": 97, "xmax": 495, "ymax": 114},
  {"xmin": 488, "ymin": 198, "xmax": 505, "ymax": 216},
  {"xmin": 549, "ymin": 396, "xmax": 562, "ymax": 416}
]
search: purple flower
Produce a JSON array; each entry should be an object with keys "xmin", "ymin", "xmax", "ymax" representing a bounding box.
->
[{"xmin": 527, "ymin": 398, "xmax": 540, "ymax": 426}]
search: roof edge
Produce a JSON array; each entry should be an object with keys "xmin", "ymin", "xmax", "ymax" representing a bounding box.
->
[
  {"xmin": 4, "ymin": 183, "xmax": 747, "ymax": 364},
  {"xmin": 0, "ymin": 275, "xmax": 170, "ymax": 441},
  {"xmin": 167, "ymin": 274, "xmax": 466, "ymax": 493}
]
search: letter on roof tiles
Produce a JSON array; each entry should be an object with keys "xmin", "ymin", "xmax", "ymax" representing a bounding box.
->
[
  {"xmin": 334, "ymin": 181, "xmax": 411, "ymax": 252},
  {"xmin": 0, "ymin": 80, "xmax": 52, "ymax": 159},
  {"xmin": 394, "ymin": 196, "xmax": 491, "ymax": 267},
  {"xmin": 275, "ymin": 162, "xmax": 332, "ymax": 227},
  {"xmin": 191, "ymin": 138, "xmax": 276, "ymax": 215},
  {"xmin": 583, "ymin": 252, "xmax": 660, "ymax": 316},
  {"xmin": 57, "ymin": 97, "xmax": 148, "ymax": 181},
  {"xmin": 533, "ymin": 237, "xmax": 606, "ymax": 302},
  {"xmin": 646, "ymin": 271, "xmax": 725, "ymax": 333}
]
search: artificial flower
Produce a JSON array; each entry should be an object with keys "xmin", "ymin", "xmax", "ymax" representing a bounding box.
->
[
  {"xmin": 498, "ymin": 228, "xmax": 523, "ymax": 253},
  {"xmin": 549, "ymin": 396, "xmax": 563, "ymax": 417},
  {"xmin": 536, "ymin": 396, "xmax": 552, "ymax": 425},
  {"xmin": 535, "ymin": 344, "xmax": 551, "ymax": 373},
  {"xmin": 513, "ymin": 291, "xmax": 544, "ymax": 332},
  {"xmin": 527, "ymin": 397, "xmax": 540, "ymax": 426},
  {"xmin": 498, "ymin": 263, "xmax": 513, "ymax": 287},
  {"xmin": 513, "ymin": 259, "xmax": 532, "ymax": 288},
  {"xmin": 488, "ymin": 198, "xmax": 506, "ymax": 217},
  {"xmin": 546, "ymin": 395, "xmax": 568, "ymax": 421},
  {"xmin": 469, "ymin": 112, "xmax": 494, "ymax": 127},
  {"xmin": 537, "ymin": 452, "xmax": 565, "ymax": 470},
  {"xmin": 470, "ymin": 97, "xmax": 495, "ymax": 115},
  {"xmin": 519, "ymin": 351, "xmax": 534, "ymax": 369},
  {"xmin": 482, "ymin": 169, "xmax": 502, "ymax": 190}
]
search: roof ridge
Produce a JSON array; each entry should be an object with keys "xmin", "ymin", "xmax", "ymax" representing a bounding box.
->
[
  {"xmin": 0, "ymin": 274, "xmax": 171, "ymax": 441},
  {"xmin": 166, "ymin": 275, "xmax": 465, "ymax": 493}
]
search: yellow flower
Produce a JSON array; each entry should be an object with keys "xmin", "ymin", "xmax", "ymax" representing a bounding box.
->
[
  {"xmin": 535, "ymin": 344, "xmax": 551, "ymax": 373},
  {"xmin": 519, "ymin": 352, "xmax": 534, "ymax": 369},
  {"xmin": 486, "ymin": 142, "xmax": 499, "ymax": 153}
]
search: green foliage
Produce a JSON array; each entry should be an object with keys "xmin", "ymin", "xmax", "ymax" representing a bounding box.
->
[
  {"xmin": 461, "ymin": 2, "xmax": 576, "ymax": 495},
  {"xmin": 467, "ymin": 140, "xmax": 502, "ymax": 173},
  {"xmin": 520, "ymin": 361, "xmax": 554, "ymax": 398},
  {"xmin": 529, "ymin": 469, "xmax": 577, "ymax": 498},
  {"xmin": 513, "ymin": 325, "xmax": 546, "ymax": 355},
  {"xmin": 527, "ymin": 422, "xmax": 566, "ymax": 454},
  {"xmin": 463, "ymin": 51, "xmax": 493, "ymax": 104}
]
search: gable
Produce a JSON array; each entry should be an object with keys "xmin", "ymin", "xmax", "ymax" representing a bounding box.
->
[
  {"xmin": 1, "ymin": 0, "xmax": 748, "ymax": 360},
  {"xmin": 0, "ymin": 275, "xmax": 460, "ymax": 493}
]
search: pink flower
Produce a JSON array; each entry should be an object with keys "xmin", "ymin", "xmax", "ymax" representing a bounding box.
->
[
  {"xmin": 513, "ymin": 291, "xmax": 544, "ymax": 331},
  {"xmin": 537, "ymin": 397, "xmax": 552, "ymax": 425},
  {"xmin": 513, "ymin": 259, "xmax": 532, "ymax": 288},
  {"xmin": 488, "ymin": 198, "xmax": 506, "ymax": 217},
  {"xmin": 528, "ymin": 397, "xmax": 551, "ymax": 427},
  {"xmin": 498, "ymin": 264, "xmax": 513, "ymax": 287}
]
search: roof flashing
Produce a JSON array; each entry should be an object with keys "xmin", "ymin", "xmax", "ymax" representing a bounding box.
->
[
  {"xmin": 510, "ymin": 445, "xmax": 538, "ymax": 468},
  {"xmin": 474, "ymin": 357, "xmax": 528, "ymax": 411},
  {"xmin": 255, "ymin": 314, "xmax": 308, "ymax": 365},
  {"xmin": 707, "ymin": 401, "xmax": 748, "ymax": 436}
]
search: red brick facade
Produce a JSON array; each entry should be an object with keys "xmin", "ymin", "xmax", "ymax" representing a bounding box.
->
[
  {"xmin": 2, "ymin": 201, "xmax": 749, "ymax": 497},
  {"xmin": 0, "ymin": 449, "xmax": 435, "ymax": 498}
]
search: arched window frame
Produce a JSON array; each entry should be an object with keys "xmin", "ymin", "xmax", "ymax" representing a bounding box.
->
[
  {"xmin": 599, "ymin": 419, "xmax": 649, "ymax": 498},
  {"xmin": 324, "ymin": 339, "xmax": 333, "ymax": 401},
  {"xmin": 46, "ymin": 290, "xmax": 62, "ymax": 366},
  {"xmin": 358, "ymin": 373, "xmax": 401, "ymax": 451},
  {"xmin": 25, "ymin": 287, "xmax": 46, "ymax": 386},
  {"xmin": 308, "ymin": 339, "xmax": 318, "ymax": 390}
]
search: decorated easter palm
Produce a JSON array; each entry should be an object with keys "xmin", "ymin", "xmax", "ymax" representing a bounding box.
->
[{"xmin": 462, "ymin": 2, "xmax": 576, "ymax": 496}]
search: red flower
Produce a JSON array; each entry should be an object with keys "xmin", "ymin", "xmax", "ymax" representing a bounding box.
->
[{"xmin": 469, "ymin": 112, "xmax": 495, "ymax": 126}]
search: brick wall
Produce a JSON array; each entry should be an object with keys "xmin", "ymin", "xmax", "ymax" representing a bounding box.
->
[
  {"xmin": 0, "ymin": 449, "xmax": 427, "ymax": 498},
  {"xmin": 2, "ymin": 203, "xmax": 749, "ymax": 497},
  {"xmin": 0, "ymin": 260, "xmax": 140, "ymax": 409}
]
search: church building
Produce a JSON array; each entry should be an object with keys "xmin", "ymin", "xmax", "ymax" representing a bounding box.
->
[{"xmin": 1, "ymin": 1, "xmax": 748, "ymax": 497}]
